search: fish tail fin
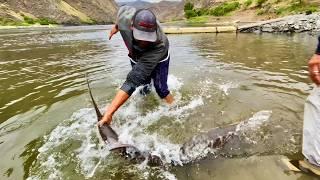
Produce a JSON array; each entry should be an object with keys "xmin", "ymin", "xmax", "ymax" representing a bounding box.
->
[{"xmin": 85, "ymin": 73, "xmax": 103, "ymax": 121}]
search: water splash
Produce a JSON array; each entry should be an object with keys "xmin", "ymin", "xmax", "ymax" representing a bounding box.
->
[
  {"xmin": 179, "ymin": 110, "xmax": 272, "ymax": 163},
  {"xmin": 28, "ymin": 75, "xmax": 203, "ymax": 179},
  {"xmin": 218, "ymin": 82, "xmax": 239, "ymax": 95},
  {"xmin": 28, "ymin": 108, "xmax": 109, "ymax": 179},
  {"xmin": 236, "ymin": 110, "xmax": 272, "ymax": 132},
  {"xmin": 28, "ymin": 73, "xmax": 271, "ymax": 179}
]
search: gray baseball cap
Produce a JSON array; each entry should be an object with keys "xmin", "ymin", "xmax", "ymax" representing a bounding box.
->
[{"xmin": 132, "ymin": 9, "xmax": 157, "ymax": 42}]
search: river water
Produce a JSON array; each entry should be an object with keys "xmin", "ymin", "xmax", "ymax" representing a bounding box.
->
[{"xmin": 0, "ymin": 25, "xmax": 319, "ymax": 180}]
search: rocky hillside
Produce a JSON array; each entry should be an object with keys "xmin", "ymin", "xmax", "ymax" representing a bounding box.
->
[
  {"xmin": 118, "ymin": 0, "xmax": 185, "ymax": 22},
  {"xmin": 0, "ymin": 0, "xmax": 118, "ymax": 25},
  {"xmin": 150, "ymin": 1, "xmax": 185, "ymax": 22},
  {"xmin": 239, "ymin": 13, "xmax": 320, "ymax": 33},
  {"xmin": 184, "ymin": 0, "xmax": 320, "ymax": 22},
  {"xmin": 118, "ymin": 0, "xmax": 152, "ymax": 8},
  {"xmin": 184, "ymin": 0, "xmax": 223, "ymax": 9}
]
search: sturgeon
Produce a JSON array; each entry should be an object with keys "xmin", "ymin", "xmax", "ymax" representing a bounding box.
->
[{"xmin": 85, "ymin": 75, "xmax": 240, "ymax": 166}]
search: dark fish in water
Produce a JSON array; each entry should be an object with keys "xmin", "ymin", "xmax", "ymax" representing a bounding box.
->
[
  {"xmin": 179, "ymin": 123, "xmax": 238, "ymax": 163},
  {"xmin": 85, "ymin": 75, "xmax": 243, "ymax": 166},
  {"xmin": 85, "ymin": 75, "xmax": 162, "ymax": 166},
  {"xmin": 86, "ymin": 75, "xmax": 241, "ymax": 166}
]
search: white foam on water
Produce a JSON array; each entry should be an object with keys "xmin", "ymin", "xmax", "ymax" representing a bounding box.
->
[
  {"xmin": 180, "ymin": 140, "xmax": 218, "ymax": 164},
  {"xmin": 161, "ymin": 170, "xmax": 178, "ymax": 180},
  {"xmin": 30, "ymin": 75, "xmax": 259, "ymax": 179},
  {"xmin": 236, "ymin": 110, "xmax": 272, "ymax": 132},
  {"xmin": 27, "ymin": 154, "xmax": 63, "ymax": 180},
  {"xmin": 218, "ymin": 82, "xmax": 239, "ymax": 95},
  {"xmin": 167, "ymin": 74, "xmax": 183, "ymax": 91},
  {"xmin": 199, "ymin": 79, "xmax": 214, "ymax": 98},
  {"xmin": 29, "ymin": 75, "xmax": 204, "ymax": 179},
  {"xmin": 115, "ymin": 96, "xmax": 204, "ymax": 166},
  {"xmin": 235, "ymin": 110, "xmax": 273, "ymax": 145},
  {"xmin": 104, "ymin": 75, "xmax": 203, "ymax": 177},
  {"xmin": 30, "ymin": 108, "xmax": 110, "ymax": 179},
  {"xmin": 42, "ymin": 155, "xmax": 62, "ymax": 180},
  {"xmin": 107, "ymin": 75, "xmax": 203, "ymax": 178}
]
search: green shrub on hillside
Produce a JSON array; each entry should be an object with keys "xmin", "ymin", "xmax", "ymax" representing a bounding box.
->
[
  {"xmin": 184, "ymin": 2, "xmax": 194, "ymax": 11},
  {"xmin": 256, "ymin": 9, "xmax": 265, "ymax": 15},
  {"xmin": 244, "ymin": 0, "xmax": 253, "ymax": 7},
  {"xmin": 275, "ymin": 2, "xmax": 319, "ymax": 15},
  {"xmin": 256, "ymin": 0, "xmax": 267, "ymax": 8},
  {"xmin": 187, "ymin": 16, "xmax": 210, "ymax": 24},
  {"xmin": 195, "ymin": 8, "xmax": 210, "ymax": 16},
  {"xmin": 210, "ymin": 6, "xmax": 225, "ymax": 16},
  {"xmin": 38, "ymin": 18, "xmax": 57, "ymax": 25},
  {"xmin": 0, "ymin": 15, "xmax": 57, "ymax": 26},
  {"xmin": 210, "ymin": 2, "xmax": 240, "ymax": 16},
  {"xmin": 185, "ymin": 10, "xmax": 198, "ymax": 19},
  {"xmin": 224, "ymin": 2, "xmax": 240, "ymax": 12},
  {"xmin": 23, "ymin": 16, "xmax": 35, "ymax": 24},
  {"xmin": 20, "ymin": 13, "xmax": 57, "ymax": 25},
  {"xmin": 184, "ymin": 2, "xmax": 198, "ymax": 19},
  {"xmin": 0, "ymin": 18, "xmax": 23, "ymax": 26}
]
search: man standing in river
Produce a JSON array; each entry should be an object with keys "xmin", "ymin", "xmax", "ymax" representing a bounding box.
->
[
  {"xmin": 301, "ymin": 36, "xmax": 320, "ymax": 173},
  {"xmin": 99, "ymin": 6, "xmax": 174, "ymax": 126},
  {"xmin": 308, "ymin": 36, "xmax": 320, "ymax": 85}
]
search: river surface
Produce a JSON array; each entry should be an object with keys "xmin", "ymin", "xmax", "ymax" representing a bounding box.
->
[{"xmin": 0, "ymin": 25, "xmax": 319, "ymax": 180}]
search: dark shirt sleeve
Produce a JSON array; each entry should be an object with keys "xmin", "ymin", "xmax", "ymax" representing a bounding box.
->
[
  {"xmin": 316, "ymin": 36, "xmax": 320, "ymax": 55},
  {"xmin": 120, "ymin": 48, "xmax": 163, "ymax": 96}
]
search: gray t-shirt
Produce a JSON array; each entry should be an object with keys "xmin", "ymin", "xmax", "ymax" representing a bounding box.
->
[{"xmin": 116, "ymin": 6, "xmax": 170, "ymax": 96}]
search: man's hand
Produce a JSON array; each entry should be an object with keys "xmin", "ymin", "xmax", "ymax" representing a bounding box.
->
[
  {"xmin": 98, "ymin": 113, "xmax": 112, "ymax": 127},
  {"xmin": 109, "ymin": 24, "xmax": 118, "ymax": 40},
  {"xmin": 308, "ymin": 54, "xmax": 320, "ymax": 85},
  {"xmin": 98, "ymin": 90, "xmax": 130, "ymax": 127}
]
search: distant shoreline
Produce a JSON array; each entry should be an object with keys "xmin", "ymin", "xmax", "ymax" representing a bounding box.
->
[
  {"xmin": 0, "ymin": 23, "xmax": 115, "ymax": 30},
  {"xmin": 0, "ymin": 24, "xmax": 59, "ymax": 29},
  {"xmin": 2, "ymin": 13, "xmax": 319, "ymax": 34}
]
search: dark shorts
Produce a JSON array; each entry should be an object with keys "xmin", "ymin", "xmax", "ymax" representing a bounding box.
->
[{"xmin": 130, "ymin": 57, "xmax": 170, "ymax": 99}]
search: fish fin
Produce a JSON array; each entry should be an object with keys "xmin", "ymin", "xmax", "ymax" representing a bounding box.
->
[
  {"xmin": 280, "ymin": 158, "xmax": 301, "ymax": 172},
  {"xmin": 85, "ymin": 74, "xmax": 103, "ymax": 120}
]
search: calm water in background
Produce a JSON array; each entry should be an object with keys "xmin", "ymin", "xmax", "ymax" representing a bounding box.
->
[{"xmin": 0, "ymin": 25, "xmax": 319, "ymax": 179}]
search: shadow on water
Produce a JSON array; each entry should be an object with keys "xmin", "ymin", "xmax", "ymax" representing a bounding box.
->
[{"xmin": 19, "ymin": 138, "xmax": 43, "ymax": 179}]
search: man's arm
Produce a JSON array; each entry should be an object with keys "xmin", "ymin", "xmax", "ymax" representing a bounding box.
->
[
  {"xmin": 99, "ymin": 90, "xmax": 129, "ymax": 126},
  {"xmin": 308, "ymin": 36, "xmax": 320, "ymax": 85},
  {"xmin": 99, "ymin": 49, "xmax": 161, "ymax": 126}
]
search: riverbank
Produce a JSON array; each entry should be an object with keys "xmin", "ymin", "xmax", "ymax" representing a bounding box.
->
[
  {"xmin": 164, "ymin": 12, "xmax": 320, "ymax": 34},
  {"xmin": 239, "ymin": 13, "xmax": 320, "ymax": 33},
  {"xmin": 1, "ymin": 13, "xmax": 320, "ymax": 34},
  {"xmin": 0, "ymin": 24, "xmax": 59, "ymax": 29}
]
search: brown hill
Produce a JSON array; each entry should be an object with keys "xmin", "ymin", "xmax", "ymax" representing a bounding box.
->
[
  {"xmin": 117, "ymin": 0, "xmax": 185, "ymax": 22},
  {"xmin": 149, "ymin": 1, "xmax": 185, "ymax": 22},
  {"xmin": 0, "ymin": 0, "xmax": 118, "ymax": 25}
]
